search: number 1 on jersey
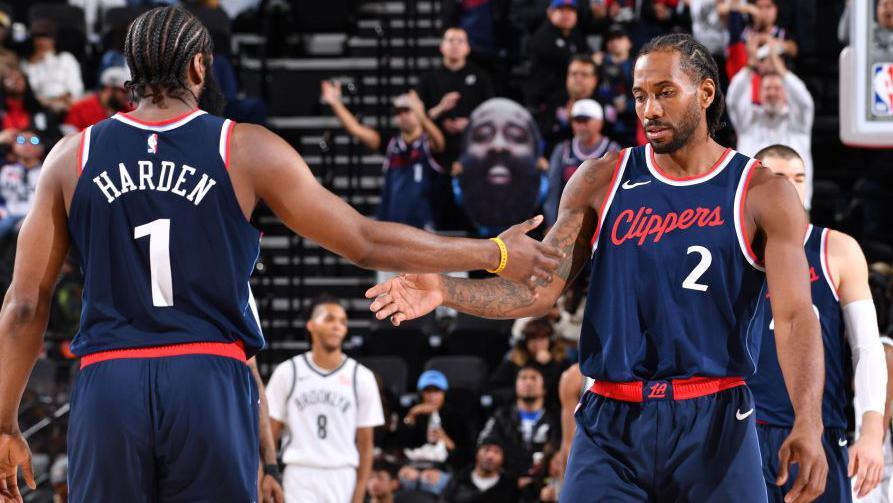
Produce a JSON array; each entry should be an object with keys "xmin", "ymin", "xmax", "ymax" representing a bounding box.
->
[{"xmin": 134, "ymin": 219, "xmax": 173, "ymax": 307}]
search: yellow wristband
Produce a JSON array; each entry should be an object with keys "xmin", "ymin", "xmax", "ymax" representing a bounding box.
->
[{"xmin": 486, "ymin": 237, "xmax": 508, "ymax": 274}]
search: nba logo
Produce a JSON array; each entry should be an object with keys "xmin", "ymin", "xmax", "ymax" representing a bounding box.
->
[
  {"xmin": 872, "ymin": 63, "xmax": 893, "ymax": 116},
  {"xmin": 147, "ymin": 133, "xmax": 158, "ymax": 154}
]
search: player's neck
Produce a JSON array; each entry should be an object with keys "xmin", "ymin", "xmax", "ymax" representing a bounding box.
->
[
  {"xmin": 309, "ymin": 347, "xmax": 344, "ymax": 370},
  {"xmin": 129, "ymin": 97, "xmax": 199, "ymax": 123},
  {"xmin": 651, "ymin": 136, "xmax": 726, "ymax": 178},
  {"xmin": 370, "ymin": 495, "xmax": 394, "ymax": 503}
]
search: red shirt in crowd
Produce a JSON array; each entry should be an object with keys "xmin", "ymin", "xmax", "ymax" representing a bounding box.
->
[
  {"xmin": 3, "ymin": 98, "xmax": 30, "ymax": 131},
  {"xmin": 64, "ymin": 94, "xmax": 133, "ymax": 132}
]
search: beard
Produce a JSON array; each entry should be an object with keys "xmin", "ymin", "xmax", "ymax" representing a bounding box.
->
[
  {"xmin": 646, "ymin": 100, "xmax": 701, "ymax": 154},
  {"xmin": 106, "ymin": 93, "xmax": 127, "ymax": 113},
  {"xmin": 198, "ymin": 59, "xmax": 227, "ymax": 116},
  {"xmin": 458, "ymin": 149, "xmax": 540, "ymax": 229}
]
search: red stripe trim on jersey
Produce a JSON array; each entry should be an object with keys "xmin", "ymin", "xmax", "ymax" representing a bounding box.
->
[
  {"xmin": 738, "ymin": 162, "xmax": 763, "ymax": 266},
  {"xmin": 120, "ymin": 108, "xmax": 200, "ymax": 127},
  {"xmin": 76, "ymin": 130, "xmax": 86, "ymax": 177},
  {"xmin": 79, "ymin": 340, "xmax": 247, "ymax": 369},
  {"xmin": 590, "ymin": 376, "xmax": 745, "ymax": 402},
  {"xmin": 590, "ymin": 150, "xmax": 625, "ymax": 248},
  {"xmin": 650, "ymin": 146, "xmax": 732, "ymax": 182},
  {"xmin": 224, "ymin": 120, "xmax": 236, "ymax": 169},
  {"xmin": 821, "ymin": 229, "xmax": 840, "ymax": 297}
]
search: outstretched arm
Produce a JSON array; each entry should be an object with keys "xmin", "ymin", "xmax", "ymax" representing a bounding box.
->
[
  {"xmin": 0, "ymin": 135, "xmax": 77, "ymax": 498},
  {"xmin": 366, "ymin": 154, "xmax": 617, "ymax": 323},
  {"xmin": 231, "ymin": 124, "xmax": 561, "ymax": 286},
  {"xmin": 828, "ymin": 231, "xmax": 886, "ymax": 497},
  {"xmin": 749, "ymin": 170, "xmax": 827, "ymax": 502},
  {"xmin": 321, "ymin": 80, "xmax": 381, "ymax": 151}
]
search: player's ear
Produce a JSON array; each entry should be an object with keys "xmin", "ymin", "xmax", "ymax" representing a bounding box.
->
[
  {"xmin": 188, "ymin": 53, "xmax": 205, "ymax": 90},
  {"xmin": 700, "ymin": 78, "xmax": 716, "ymax": 111}
]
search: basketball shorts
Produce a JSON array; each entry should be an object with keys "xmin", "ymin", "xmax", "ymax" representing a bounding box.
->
[
  {"xmin": 561, "ymin": 377, "xmax": 767, "ymax": 502},
  {"xmin": 68, "ymin": 342, "xmax": 259, "ymax": 502}
]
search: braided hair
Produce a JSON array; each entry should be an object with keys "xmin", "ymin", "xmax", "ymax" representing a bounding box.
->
[
  {"xmin": 637, "ymin": 34, "xmax": 725, "ymax": 138},
  {"xmin": 124, "ymin": 6, "xmax": 213, "ymax": 105}
]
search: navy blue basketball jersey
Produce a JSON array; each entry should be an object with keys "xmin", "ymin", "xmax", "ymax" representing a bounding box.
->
[
  {"xmin": 67, "ymin": 109, "xmax": 264, "ymax": 357},
  {"xmin": 749, "ymin": 225, "xmax": 848, "ymax": 429},
  {"xmin": 580, "ymin": 144, "xmax": 766, "ymax": 381}
]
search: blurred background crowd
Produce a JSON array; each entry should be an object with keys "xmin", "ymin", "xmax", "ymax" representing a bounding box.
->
[{"xmin": 3, "ymin": 0, "xmax": 893, "ymax": 501}]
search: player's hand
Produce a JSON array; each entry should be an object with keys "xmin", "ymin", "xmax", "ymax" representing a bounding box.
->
[
  {"xmin": 849, "ymin": 434, "xmax": 884, "ymax": 498},
  {"xmin": 0, "ymin": 431, "xmax": 36, "ymax": 503},
  {"xmin": 366, "ymin": 274, "xmax": 443, "ymax": 326},
  {"xmin": 777, "ymin": 423, "xmax": 828, "ymax": 503},
  {"xmin": 496, "ymin": 215, "xmax": 564, "ymax": 288},
  {"xmin": 261, "ymin": 473, "xmax": 284, "ymax": 503}
]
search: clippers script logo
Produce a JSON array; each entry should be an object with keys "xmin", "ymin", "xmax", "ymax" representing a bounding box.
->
[
  {"xmin": 872, "ymin": 63, "xmax": 893, "ymax": 117},
  {"xmin": 611, "ymin": 206, "xmax": 725, "ymax": 246},
  {"xmin": 147, "ymin": 133, "xmax": 158, "ymax": 154}
]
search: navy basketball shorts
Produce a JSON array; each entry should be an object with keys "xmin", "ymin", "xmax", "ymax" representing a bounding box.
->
[
  {"xmin": 758, "ymin": 423, "xmax": 851, "ymax": 503},
  {"xmin": 561, "ymin": 377, "xmax": 767, "ymax": 502},
  {"xmin": 68, "ymin": 342, "xmax": 259, "ymax": 502}
]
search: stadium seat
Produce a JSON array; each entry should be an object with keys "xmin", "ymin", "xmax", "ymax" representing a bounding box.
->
[
  {"xmin": 29, "ymin": 4, "xmax": 87, "ymax": 61},
  {"xmin": 394, "ymin": 490, "xmax": 438, "ymax": 503},
  {"xmin": 443, "ymin": 328, "xmax": 510, "ymax": 372},
  {"xmin": 358, "ymin": 356, "xmax": 408, "ymax": 397},
  {"xmin": 424, "ymin": 356, "xmax": 488, "ymax": 394},
  {"xmin": 363, "ymin": 328, "xmax": 430, "ymax": 383}
]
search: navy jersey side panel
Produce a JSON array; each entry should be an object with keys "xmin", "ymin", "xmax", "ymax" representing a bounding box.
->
[
  {"xmin": 579, "ymin": 145, "xmax": 766, "ymax": 381},
  {"xmin": 749, "ymin": 226, "xmax": 848, "ymax": 428},
  {"xmin": 67, "ymin": 112, "xmax": 263, "ymax": 357}
]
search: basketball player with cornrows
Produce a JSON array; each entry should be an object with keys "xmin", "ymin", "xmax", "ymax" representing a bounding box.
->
[{"xmin": 368, "ymin": 33, "xmax": 828, "ymax": 501}]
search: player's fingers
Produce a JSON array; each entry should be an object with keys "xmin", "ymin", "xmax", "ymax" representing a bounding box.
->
[
  {"xmin": 784, "ymin": 459, "xmax": 810, "ymax": 503},
  {"xmin": 513, "ymin": 215, "xmax": 544, "ymax": 234},
  {"xmin": 535, "ymin": 251, "xmax": 561, "ymax": 273},
  {"xmin": 391, "ymin": 313, "xmax": 406, "ymax": 326},
  {"xmin": 776, "ymin": 445, "xmax": 791, "ymax": 486},
  {"xmin": 375, "ymin": 302, "xmax": 402, "ymax": 321},
  {"xmin": 369, "ymin": 294, "xmax": 392, "ymax": 312},
  {"xmin": 365, "ymin": 282, "xmax": 390, "ymax": 299},
  {"xmin": 533, "ymin": 267, "xmax": 553, "ymax": 286},
  {"xmin": 847, "ymin": 448, "xmax": 856, "ymax": 477},
  {"xmin": 21, "ymin": 459, "xmax": 35, "ymax": 491},
  {"xmin": 536, "ymin": 241, "xmax": 564, "ymax": 261}
]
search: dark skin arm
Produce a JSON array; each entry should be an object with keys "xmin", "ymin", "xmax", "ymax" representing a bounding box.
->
[
  {"xmin": 228, "ymin": 123, "xmax": 561, "ymax": 287},
  {"xmin": 0, "ymin": 134, "xmax": 78, "ymax": 501},
  {"xmin": 748, "ymin": 168, "xmax": 827, "ymax": 503},
  {"xmin": 352, "ymin": 427, "xmax": 374, "ymax": 503},
  {"xmin": 364, "ymin": 153, "xmax": 615, "ymax": 322},
  {"xmin": 248, "ymin": 358, "xmax": 284, "ymax": 503}
]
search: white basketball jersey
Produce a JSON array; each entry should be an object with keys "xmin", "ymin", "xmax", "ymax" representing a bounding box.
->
[{"xmin": 266, "ymin": 353, "xmax": 384, "ymax": 469}]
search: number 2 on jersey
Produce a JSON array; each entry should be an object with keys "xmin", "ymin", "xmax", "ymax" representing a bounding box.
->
[
  {"xmin": 682, "ymin": 245, "xmax": 712, "ymax": 292},
  {"xmin": 134, "ymin": 219, "xmax": 173, "ymax": 307}
]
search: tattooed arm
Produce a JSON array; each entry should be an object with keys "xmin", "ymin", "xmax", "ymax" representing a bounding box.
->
[{"xmin": 366, "ymin": 153, "xmax": 617, "ymax": 322}]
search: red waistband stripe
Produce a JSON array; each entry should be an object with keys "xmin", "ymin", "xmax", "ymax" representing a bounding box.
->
[
  {"xmin": 79, "ymin": 340, "xmax": 246, "ymax": 369},
  {"xmin": 590, "ymin": 376, "xmax": 745, "ymax": 402}
]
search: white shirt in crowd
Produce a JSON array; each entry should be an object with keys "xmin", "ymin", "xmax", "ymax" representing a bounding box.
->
[
  {"xmin": 0, "ymin": 163, "xmax": 41, "ymax": 218},
  {"xmin": 689, "ymin": 0, "xmax": 730, "ymax": 55},
  {"xmin": 726, "ymin": 67, "xmax": 815, "ymax": 207},
  {"xmin": 266, "ymin": 352, "xmax": 384, "ymax": 469},
  {"xmin": 21, "ymin": 51, "xmax": 84, "ymax": 101}
]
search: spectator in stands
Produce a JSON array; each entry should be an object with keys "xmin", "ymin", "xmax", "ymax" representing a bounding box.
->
[
  {"xmin": 50, "ymin": 455, "xmax": 68, "ymax": 503},
  {"xmin": 525, "ymin": 0, "xmax": 589, "ymax": 108},
  {"xmin": 742, "ymin": 0, "xmax": 797, "ymax": 59},
  {"xmin": 0, "ymin": 131, "xmax": 44, "ymax": 237},
  {"xmin": 875, "ymin": 0, "xmax": 893, "ymax": 58},
  {"xmin": 397, "ymin": 370, "xmax": 472, "ymax": 495},
  {"xmin": 689, "ymin": 0, "xmax": 730, "ymax": 75},
  {"xmin": 321, "ymin": 81, "xmax": 445, "ymax": 229},
  {"xmin": 596, "ymin": 25, "xmax": 635, "ymax": 145},
  {"xmin": 0, "ymin": 9, "xmax": 17, "ymax": 73},
  {"xmin": 21, "ymin": 19, "xmax": 84, "ymax": 114},
  {"xmin": 479, "ymin": 365, "xmax": 560, "ymax": 480},
  {"xmin": 488, "ymin": 319, "xmax": 568, "ymax": 409},
  {"xmin": 62, "ymin": 66, "xmax": 133, "ymax": 134},
  {"xmin": 727, "ymin": 38, "xmax": 814, "ymax": 206},
  {"xmin": 545, "ymin": 99, "xmax": 620, "ymax": 226},
  {"xmin": 417, "ymin": 27, "xmax": 493, "ymax": 230},
  {"xmin": 368, "ymin": 460, "xmax": 402, "ymax": 503},
  {"xmin": 537, "ymin": 55, "xmax": 614, "ymax": 153},
  {"xmin": 0, "ymin": 65, "xmax": 61, "ymax": 148},
  {"xmin": 440, "ymin": 0, "xmax": 513, "ymax": 74},
  {"xmin": 441, "ymin": 436, "xmax": 519, "ymax": 503}
]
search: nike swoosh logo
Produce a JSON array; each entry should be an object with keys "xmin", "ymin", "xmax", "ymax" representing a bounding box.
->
[
  {"xmin": 838, "ymin": 438, "xmax": 848, "ymax": 446},
  {"xmin": 736, "ymin": 408, "xmax": 754, "ymax": 421},
  {"xmin": 621, "ymin": 180, "xmax": 651, "ymax": 190}
]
